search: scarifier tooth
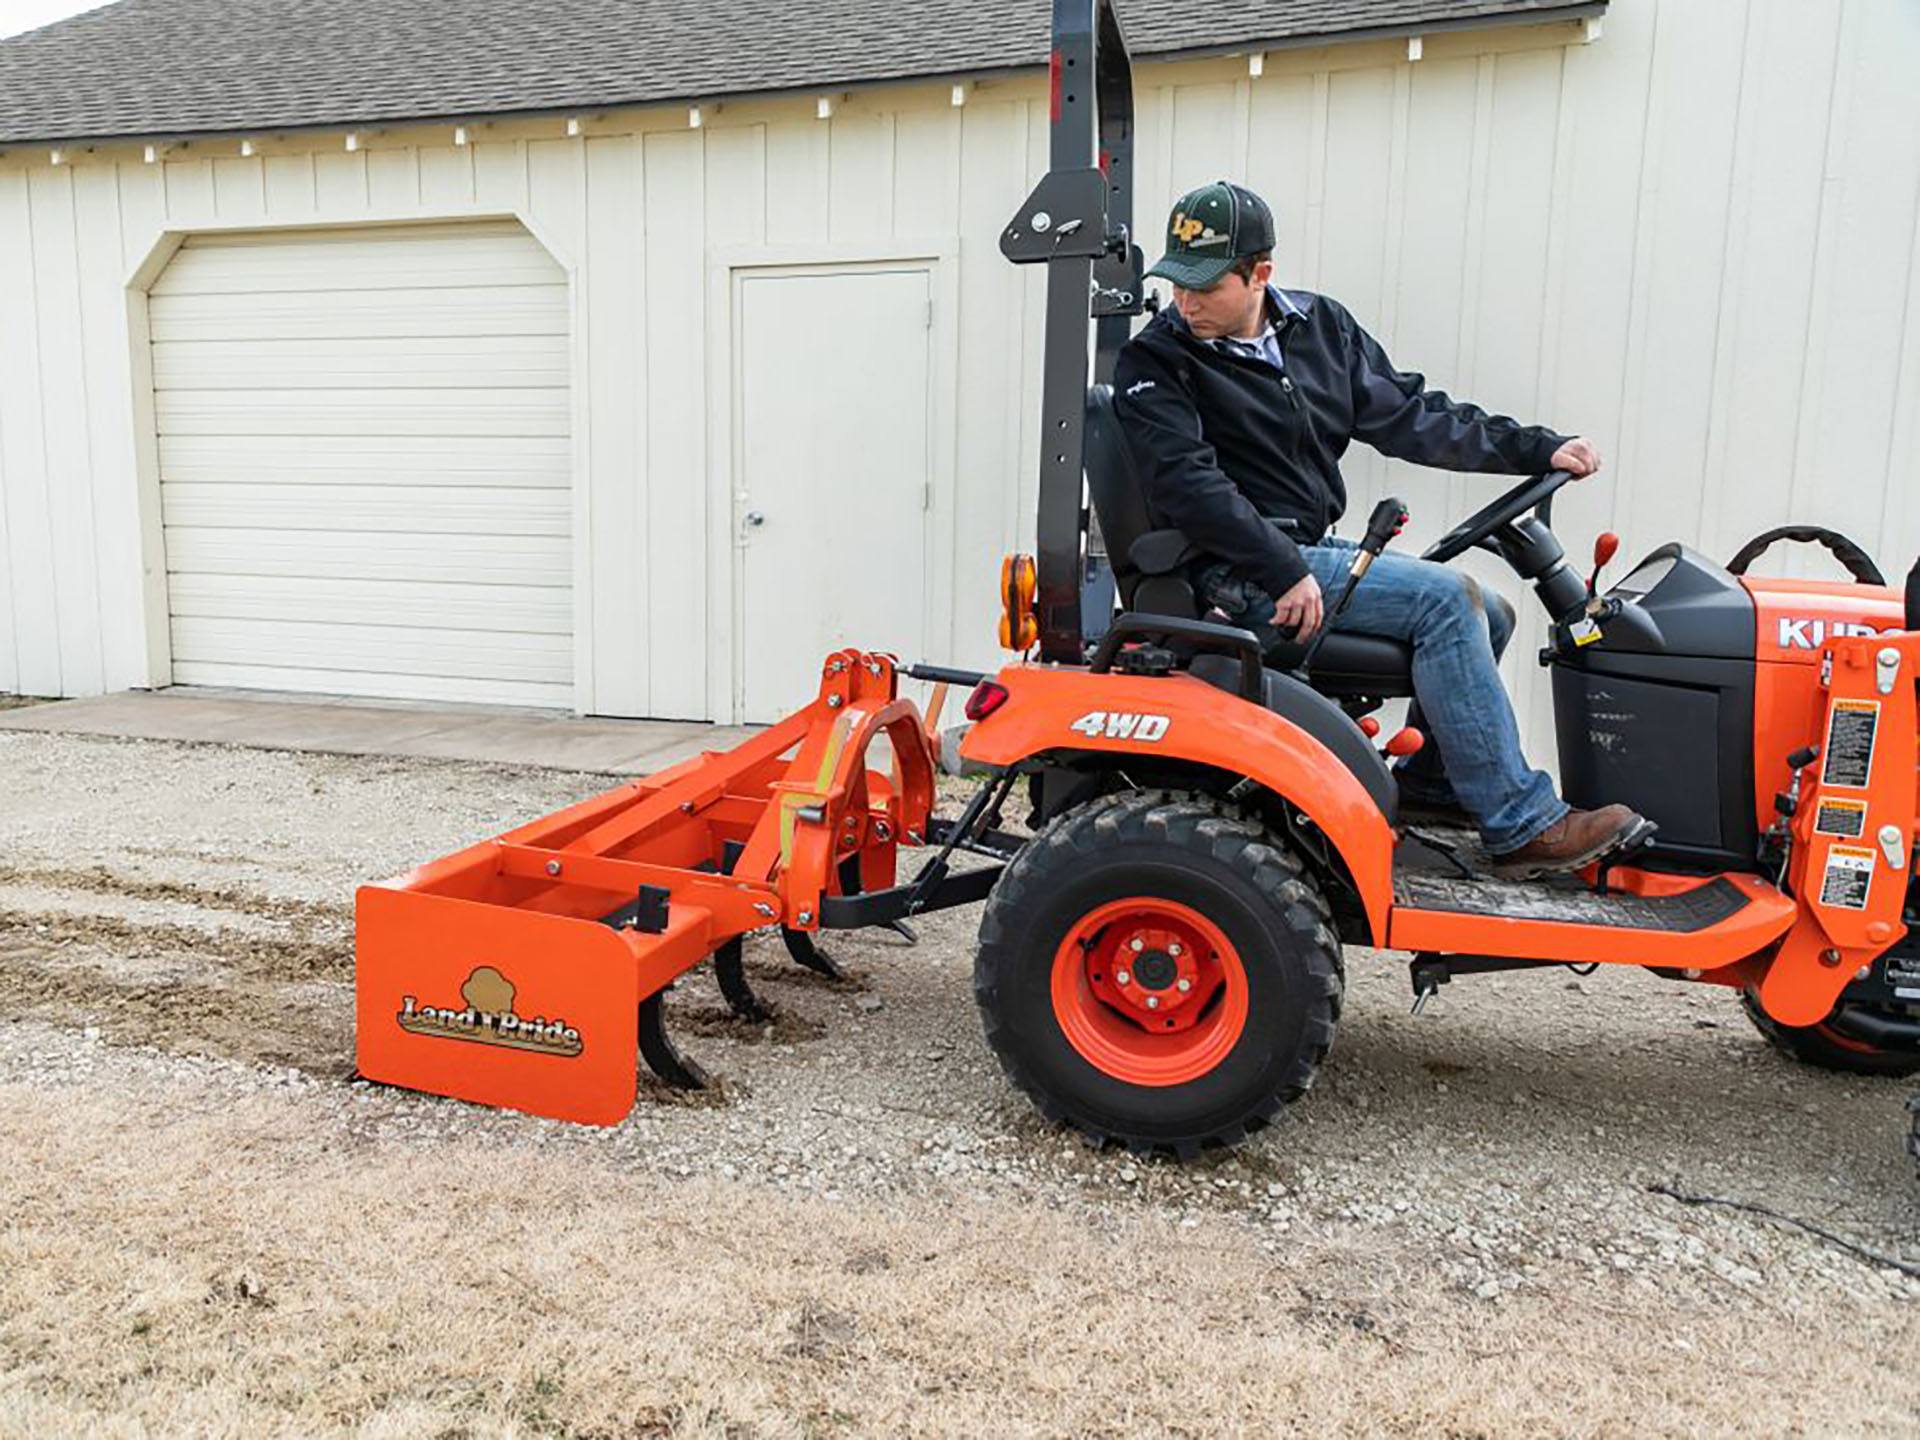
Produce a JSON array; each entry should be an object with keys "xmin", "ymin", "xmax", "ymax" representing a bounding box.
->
[
  {"xmin": 783, "ymin": 926, "xmax": 848, "ymax": 981},
  {"xmin": 638, "ymin": 991, "xmax": 710, "ymax": 1090},
  {"xmin": 713, "ymin": 937, "xmax": 773, "ymax": 1023}
]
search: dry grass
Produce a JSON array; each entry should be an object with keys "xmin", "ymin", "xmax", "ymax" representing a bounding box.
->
[{"xmin": 0, "ymin": 1069, "xmax": 1911, "ymax": 1439}]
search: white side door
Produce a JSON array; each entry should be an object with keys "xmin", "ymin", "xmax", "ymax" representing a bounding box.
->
[{"xmin": 733, "ymin": 267, "xmax": 933, "ymax": 722}]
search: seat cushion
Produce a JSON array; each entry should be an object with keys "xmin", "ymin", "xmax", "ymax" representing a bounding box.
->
[{"xmin": 1265, "ymin": 632, "xmax": 1415, "ymax": 698}]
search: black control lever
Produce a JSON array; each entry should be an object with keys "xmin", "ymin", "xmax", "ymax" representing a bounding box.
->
[{"xmin": 1298, "ymin": 496, "xmax": 1408, "ymax": 675}]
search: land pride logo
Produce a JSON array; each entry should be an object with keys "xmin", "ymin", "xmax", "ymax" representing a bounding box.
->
[{"xmin": 398, "ymin": 966, "xmax": 583, "ymax": 1057}]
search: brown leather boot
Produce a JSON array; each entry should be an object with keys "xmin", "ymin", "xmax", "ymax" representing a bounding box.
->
[{"xmin": 1491, "ymin": 805, "xmax": 1654, "ymax": 879}]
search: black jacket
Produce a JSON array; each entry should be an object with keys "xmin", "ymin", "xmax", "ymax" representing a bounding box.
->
[{"xmin": 1112, "ymin": 286, "xmax": 1569, "ymax": 596}]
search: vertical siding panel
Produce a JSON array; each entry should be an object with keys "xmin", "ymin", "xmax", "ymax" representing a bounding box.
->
[
  {"xmin": 312, "ymin": 149, "xmax": 369, "ymax": 212},
  {"xmin": 28, "ymin": 166, "xmax": 105, "ymax": 693},
  {"xmin": 73, "ymin": 162, "xmax": 146, "ymax": 692},
  {"xmin": 1301, "ymin": 72, "xmax": 1331, "ymax": 285},
  {"xmin": 471, "ymin": 140, "xmax": 528, "ymax": 211},
  {"xmin": 366, "ymin": 146, "xmax": 420, "ymax": 211},
  {"xmin": 1552, "ymin": 0, "xmax": 1659, "ymax": 561},
  {"xmin": 419, "ymin": 144, "xmax": 476, "ymax": 208},
  {"xmin": 263, "ymin": 153, "xmax": 317, "ymax": 214},
  {"xmin": 1615, "ymin": 2, "xmax": 1749, "ymax": 574},
  {"xmin": 891, "ymin": 106, "xmax": 960, "ymax": 238},
  {"xmin": 1790, "ymin": 2, "xmax": 1920, "ymax": 561},
  {"xmin": 1880, "ymin": 199, "xmax": 1920, "ymax": 566},
  {"xmin": 0, "ymin": 172, "xmax": 16, "ymax": 690},
  {"xmin": 117, "ymin": 158, "xmax": 166, "ymax": 264},
  {"xmin": 211, "ymin": 155, "xmax": 267, "ymax": 220},
  {"xmin": 1138, "ymin": 82, "xmax": 1175, "ymax": 249},
  {"xmin": 641, "ymin": 130, "xmax": 707, "ymax": 717},
  {"xmin": 0, "ymin": 366, "xmax": 13, "ymax": 690},
  {"xmin": 1389, "ymin": 54, "xmax": 1481, "ymax": 603},
  {"xmin": 1166, "ymin": 81, "xmax": 1235, "ymax": 197},
  {"xmin": 827, "ymin": 110, "xmax": 894, "ymax": 239},
  {"xmin": 950, "ymin": 97, "xmax": 1031, "ymax": 667},
  {"xmin": 527, "ymin": 140, "xmax": 586, "ymax": 256},
  {"xmin": 0, "ymin": 170, "xmax": 63, "ymax": 694},
  {"xmin": 764, "ymin": 117, "xmax": 828, "ymax": 242},
  {"xmin": 584, "ymin": 133, "xmax": 646, "ymax": 716},
  {"xmin": 117, "ymin": 160, "xmax": 170, "ymax": 689},
  {"xmin": 1243, "ymin": 72, "xmax": 1318, "ymax": 264},
  {"xmin": 1391, "ymin": 58, "xmax": 1479, "ymax": 421},
  {"xmin": 1318, "ymin": 65, "xmax": 1396, "ymax": 519},
  {"xmin": 1472, "ymin": 49, "xmax": 1566, "ymax": 742},
  {"xmin": 527, "ymin": 138, "xmax": 590, "ymax": 710},
  {"xmin": 162, "ymin": 157, "xmax": 216, "ymax": 223},
  {"xmin": 1679, "ymin": 0, "xmax": 1833, "ymax": 571},
  {"xmin": 700, "ymin": 122, "xmax": 765, "ymax": 721}
]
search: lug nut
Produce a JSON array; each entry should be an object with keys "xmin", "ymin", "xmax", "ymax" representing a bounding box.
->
[
  {"xmin": 1116, "ymin": 970, "xmax": 1131, "ymax": 986},
  {"xmin": 1129, "ymin": 937, "xmax": 1144, "ymax": 952},
  {"xmin": 1176, "ymin": 978, "xmax": 1192, "ymax": 993},
  {"xmin": 1168, "ymin": 943, "xmax": 1182, "ymax": 958},
  {"xmin": 1146, "ymin": 995, "xmax": 1160, "ymax": 1009}
]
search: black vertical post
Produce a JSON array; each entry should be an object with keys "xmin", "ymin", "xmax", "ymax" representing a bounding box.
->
[
  {"xmin": 1030, "ymin": 0, "xmax": 1100, "ymax": 665},
  {"xmin": 1010, "ymin": 0, "xmax": 1138, "ymax": 666}
]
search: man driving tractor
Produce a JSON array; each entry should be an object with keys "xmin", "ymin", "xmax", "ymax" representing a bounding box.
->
[{"xmin": 1114, "ymin": 181, "xmax": 1649, "ymax": 877}]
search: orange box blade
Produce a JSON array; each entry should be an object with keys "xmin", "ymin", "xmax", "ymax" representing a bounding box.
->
[{"xmin": 355, "ymin": 886, "xmax": 640, "ymax": 1125}]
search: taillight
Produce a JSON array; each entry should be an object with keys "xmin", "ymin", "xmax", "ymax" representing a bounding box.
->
[
  {"xmin": 1049, "ymin": 48, "xmax": 1063, "ymax": 123},
  {"xmin": 965, "ymin": 681, "xmax": 1010, "ymax": 721}
]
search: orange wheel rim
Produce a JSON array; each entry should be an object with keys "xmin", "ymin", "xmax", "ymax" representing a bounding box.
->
[{"xmin": 1049, "ymin": 897, "xmax": 1249, "ymax": 1086}]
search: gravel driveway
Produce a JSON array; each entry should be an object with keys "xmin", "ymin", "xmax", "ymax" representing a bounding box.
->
[{"xmin": 0, "ymin": 728, "xmax": 1914, "ymax": 1436}]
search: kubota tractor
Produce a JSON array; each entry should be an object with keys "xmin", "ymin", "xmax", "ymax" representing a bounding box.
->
[{"xmin": 354, "ymin": 0, "xmax": 1920, "ymax": 1161}]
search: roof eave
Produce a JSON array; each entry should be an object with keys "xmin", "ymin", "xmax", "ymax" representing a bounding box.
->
[{"xmin": 0, "ymin": 2, "xmax": 1610, "ymax": 153}]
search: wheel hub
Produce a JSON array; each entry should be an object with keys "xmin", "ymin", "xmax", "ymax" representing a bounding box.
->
[
  {"xmin": 1051, "ymin": 895, "xmax": 1250, "ymax": 1087},
  {"xmin": 1083, "ymin": 918, "xmax": 1222, "ymax": 1032}
]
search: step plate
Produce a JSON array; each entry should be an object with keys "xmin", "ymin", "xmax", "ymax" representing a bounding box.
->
[{"xmin": 1394, "ymin": 828, "xmax": 1749, "ymax": 933}]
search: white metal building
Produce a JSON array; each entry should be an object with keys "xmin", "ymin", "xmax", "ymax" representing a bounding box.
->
[{"xmin": 0, "ymin": 0, "xmax": 1916, "ymax": 750}]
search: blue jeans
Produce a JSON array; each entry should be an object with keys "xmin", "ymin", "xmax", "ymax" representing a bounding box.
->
[{"xmin": 1198, "ymin": 540, "xmax": 1566, "ymax": 854}]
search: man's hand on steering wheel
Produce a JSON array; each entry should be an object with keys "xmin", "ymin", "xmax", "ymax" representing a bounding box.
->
[{"xmin": 1550, "ymin": 437, "xmax": 1602, "ymax": 478}]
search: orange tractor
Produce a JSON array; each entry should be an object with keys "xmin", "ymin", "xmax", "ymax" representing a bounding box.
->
[{"xmin": 357, "ymin": 0, "xmax": 1920, "ymax": 1157}]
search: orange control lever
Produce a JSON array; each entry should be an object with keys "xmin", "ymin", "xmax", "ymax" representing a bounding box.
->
[{"xmin": 1384, "ymin": 727, "xmax": 1425, "ymax": 758}]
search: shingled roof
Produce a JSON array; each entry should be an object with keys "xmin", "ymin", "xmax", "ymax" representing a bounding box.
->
[{"xmin": 0, "ymin": 0, "xmax": 1605, "ymax": 147}]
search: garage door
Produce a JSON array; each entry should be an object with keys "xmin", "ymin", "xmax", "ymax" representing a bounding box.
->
[{"xmin": 148, "ymin": 220, "xmax": 573, "ymax": 707}]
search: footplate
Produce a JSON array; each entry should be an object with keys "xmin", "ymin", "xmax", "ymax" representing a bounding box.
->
[{"xmin": 1388, "ymin": 830, "xmax": 1796, "ymax": 967}]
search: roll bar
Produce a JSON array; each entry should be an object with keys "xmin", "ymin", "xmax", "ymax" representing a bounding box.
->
[{"xmin": 999, "ymin": 0, "xmax": 1148, "ymax": 664}]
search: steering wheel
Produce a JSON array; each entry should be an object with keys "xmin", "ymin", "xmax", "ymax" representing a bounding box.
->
[{"xmin": 1421, "ymin": 470, "xmax": 1577, "ymax": 565}]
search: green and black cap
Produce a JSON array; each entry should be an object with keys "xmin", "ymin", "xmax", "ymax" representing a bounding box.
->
[{"xmin": 1145, "ymin": 180, "xmax": 1277, "ymax": 290}]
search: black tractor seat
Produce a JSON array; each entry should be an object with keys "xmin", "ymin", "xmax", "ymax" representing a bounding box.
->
[{"xmin": 1084, "ymin": 383, "xmax": 1414, "ymax": 700}]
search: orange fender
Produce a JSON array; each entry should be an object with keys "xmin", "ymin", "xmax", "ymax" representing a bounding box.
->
[{"xmin": 959, "ymin": 665, "xmax": 1397, "ymax": 942}]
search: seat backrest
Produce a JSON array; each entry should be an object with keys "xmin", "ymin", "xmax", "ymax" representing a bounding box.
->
[
  {"xmin": 1084, "ymin": 384, "xmax": 1155, "ymax": 594},
  {"xmin": 1085, "ymin": 384, "xmax": 1197, "ymax": 616}
]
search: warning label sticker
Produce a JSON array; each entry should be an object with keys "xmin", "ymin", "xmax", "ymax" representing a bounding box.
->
[
  {"xmin": 1820, "ymin": 699, "xmax": 1879, "ymax": 790},
  {"xmin": 1813, "ymin": 797, "xmax": 1868, "ymax": 838},
  {"xmin": 1818, "ymin": 845, "xmax": 1875, "ymax": 911}
]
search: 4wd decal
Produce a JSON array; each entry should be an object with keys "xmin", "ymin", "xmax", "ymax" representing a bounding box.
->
[
  {"xmin": 399, "ymin": 965, "xmax": 583, "ymax": 1057},
  {"xmin": 1069, "ymin": 711, "xmax": 1170, "ymax": 742},
  {"xmin": 1775, "ymin": 617, "xmax": 1900, "ymax": 651}
]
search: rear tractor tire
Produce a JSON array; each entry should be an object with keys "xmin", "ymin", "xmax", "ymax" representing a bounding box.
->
[
  {"xmin": 1740, "ymin": 991, "xmax": 1920, "ymax": 1078},
  {"xmin": 974, "ymin": 791, "xmax": 1343, "ymax": 1158}
]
